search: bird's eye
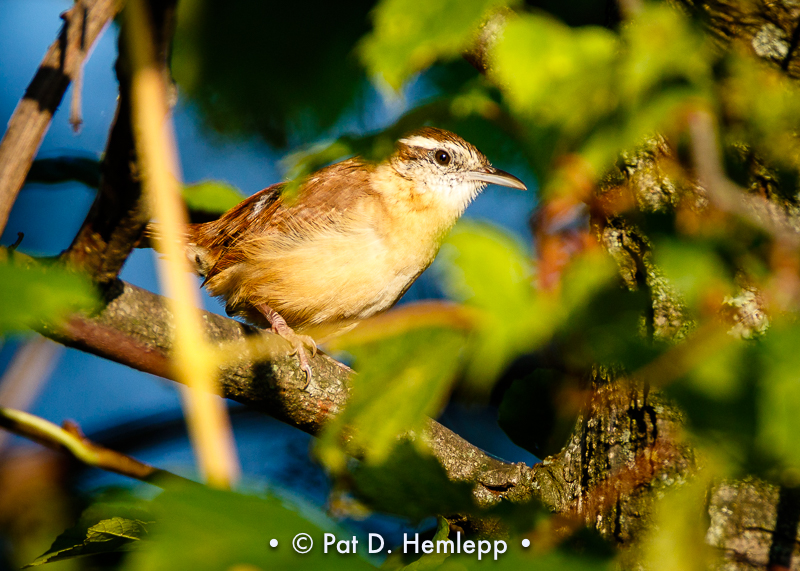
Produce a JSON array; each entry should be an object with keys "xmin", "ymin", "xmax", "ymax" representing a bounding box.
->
[{"xmin": 434, "ymin": 149, "xmax": 451, "ymax": 166}]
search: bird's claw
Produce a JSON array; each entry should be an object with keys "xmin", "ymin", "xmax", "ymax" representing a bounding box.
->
[{"xmin": 270, "ymin": 327, "xmax": 317, "ymax": 389}]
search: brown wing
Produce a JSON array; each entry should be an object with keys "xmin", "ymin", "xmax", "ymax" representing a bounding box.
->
[
  {"xmin": 188, "ymin": 158, "xmax": 379, "ymax": 282},
  {"xmin": 188, "ymin": 183, "xmax": 283, "ymax": 252}
]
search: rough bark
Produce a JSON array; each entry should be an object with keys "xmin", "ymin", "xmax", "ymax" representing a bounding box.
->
[
  {"xmin": 594, "ymin": 3, "xmax": 800, "ymax": 567},
  {"xmin": 675, "ymin": 0, "xmax": 800, "ymax": 77}
]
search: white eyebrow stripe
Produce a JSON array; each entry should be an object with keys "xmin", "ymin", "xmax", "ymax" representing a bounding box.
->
[{"xmin": 398, "ymin": 136, "xmax": 445, "ymax": 150}]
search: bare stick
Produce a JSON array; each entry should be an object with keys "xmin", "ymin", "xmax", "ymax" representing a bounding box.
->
[
  {"xmin": 0, "ymin": 406, "xmax": 191, "ymax": 486},
  {"xmin": 0, "ymin": 0, "xmax": 119, "ymax": 234},
  {"xmin": 69, "ymin": 0, "xmax": 88, "ymax": 132},
  {"xmin": 687, "ymin": 109, "xmax": 800, "ymax": 244}
]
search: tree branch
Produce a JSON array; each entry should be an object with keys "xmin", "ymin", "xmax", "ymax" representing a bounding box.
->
[
  {"xmin": 0, "ymin": 0, "xmax": 120, "ymax": 235},
  {"xmin": 39, "ymin": 278, "xmax": 532, "ymax": 505},
  {"xmin": 62, "ymin": 0, "xmax": 178, "ymax": 285}
]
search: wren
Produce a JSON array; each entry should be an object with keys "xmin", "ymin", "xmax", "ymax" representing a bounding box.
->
[{"xmin": 147, "ymin": 127, "xmax": 527, "ymax": 387}]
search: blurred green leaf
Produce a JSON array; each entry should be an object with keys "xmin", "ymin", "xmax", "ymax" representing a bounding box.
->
[
  {"xmin": 0, "ymin": 261, "xmax": 98, "ymax": 336},
  {"xmin": 360, "ymin": 0, "xmax": 517, "ymax": 89},
  {"xmin": 619, "ymin": 4, "xmax": 711, "ymax": 105},
  {"xmin": 653, "ymin": 239, "xmax": 732, "ymax": 308},
  {"xmin": 490, "ymin": 14, "xmax": 618, "ymax": 139},
  {"xmin": 171, "ymin": 0, "xmax": 376, "ymax": 146},
  {"xmin": 664, "ymin": 337, "xmax": 760, "ymax": 473},
  {"xmin": 123, "ymin": 482, "xmax": 372, "ymax": 571},
  {"xmin": 438, "ymin": 221, "xmax": 536, "ymax": 388},
  {"xmin": 558, "ymin": 285, "xmax": 656, "ymax": 370},
  {"xmin": 722, "ymin": 53, "xmax": 800, "ymax": 170},
  {"xmin": 438, "ymin": 221, "xmax": 616, "ymax": 390},
  {"xmin": 182, "ymin": 180, "xmax": 246, "ymax": 215},
  {"xmin": 351, "ymin": 442, "xmax": 476, "ymax": 522},
  {"xmin": 317, "ymin": 325, "xmax": 467, "ymax": 471},
  {"xmin": 642, "ymin": 478, "xmax": 714, "ymax": 571},
  {"xmin": 490, "ymin": 4, "xmax": 713, "ymax": 190},
  {"xmin": 758, "ymin": 322, "xmax": 800, "ymax": 470},
  {"xmin": 686, "ymin": 340, "xmax": 745, "ymax": 400}
]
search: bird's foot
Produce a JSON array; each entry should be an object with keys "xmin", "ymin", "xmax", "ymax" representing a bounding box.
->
[
  {"xmin": 257, "ymin": 304, "xmax": 316, "ymax": 389},
  {"xmin": 272, "ymin": 324, "xmax": 317, "ymax": 388}
]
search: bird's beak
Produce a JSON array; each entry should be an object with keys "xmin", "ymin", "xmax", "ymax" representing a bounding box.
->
[{"xmin": 467, "ymin": 167, "xmax": 528, "ymax": 191}]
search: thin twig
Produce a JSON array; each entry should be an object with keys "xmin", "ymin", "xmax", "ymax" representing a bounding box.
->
[
  {"xmin": 687, "ymin": 109, "xmax": 800, "ymax": 244},
  {"xmin": 68, "ymin": 0, "xmax": 88, "ymax": 132},
  {"xmin": 0, "ymin": 0, "xmax": 119, "ymax": 234},
  {"xmin": 0, "ymin": 406, "xmax": 192, "ymax": 486}
]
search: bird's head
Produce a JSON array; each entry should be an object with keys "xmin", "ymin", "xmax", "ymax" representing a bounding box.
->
[{"xmin": 389, "ymin": 127, "xmax": 527, "ymax": 215}]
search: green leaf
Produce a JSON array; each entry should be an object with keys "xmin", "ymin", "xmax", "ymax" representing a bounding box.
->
[
  {"xmin": 0, "ymin": 260, "xmax": 98, "ymax": 336},
  {"xmin": 317, "ymin": 324, "xmax": 468, "ymax": 471},
  {"xmin": 27, "ymin": 500, "xmax": 154, "ymax": 567},
  {"xmin": 686, "ymin": 340, "xmax": 745, "ymax": 400},
  {"xmin": 641, "ymin": 478, "xmax": 715, "ymax": 571},
  {"xmin": 359, "ymin": 0, "xmax": 517, "ymax": 89},
  {"xmin": 437, "ymin": 221, "xmax": 616, "ymax": 391},
  {"xmin": 437, "ymin": 221, "xmax": 536, "ymax": 389},
  {"xmin": 182, "ymin": 180, "xmax": 246, "ymax": 214},
  {"xmin": 398, "ymin": 517, "xmax": 453, "ymax": 570},
  {"xmin": 490, "ymin": 5, "xmax": 713, "ymax": 189},
  {"xmin": 351, "ymin": 443, "xmax": 476, "ymax": 522},
  {"xmin": 716, "ymin": 39, "xmax": 800, "ymax": 173},
  {"xmin": 27, "ymin": 517, "xmax": 149, "ymax": 566},
  {"xmin": 490, "ymin": 14, "xmax": 618, "ymax": 138},
  {"xmin": 123, "ymin": 482, "xmax": 373, "ymax": 571},
  {"xmin": 619, "ymin": 4, "xmax": 712, "ymax": 105}
]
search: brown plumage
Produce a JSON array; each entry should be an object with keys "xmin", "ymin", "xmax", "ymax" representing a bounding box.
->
[{"xmin": 144, "ymin": 128, "xmax": 527, "ymax": 387}]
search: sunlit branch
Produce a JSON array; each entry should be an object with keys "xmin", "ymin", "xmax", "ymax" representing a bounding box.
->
[
  {"xmin": 32, "ymin": 274, "xmax": 530, "ymax": 508},
  {"xmin": 0, "ymin": 406, "xmax": 192, "ymax": 486}
]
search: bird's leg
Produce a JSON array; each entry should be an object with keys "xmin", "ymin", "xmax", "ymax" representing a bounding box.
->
[{"xmin": 255, "ymin": 304, "xmax": 317, "ymax": 388}]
